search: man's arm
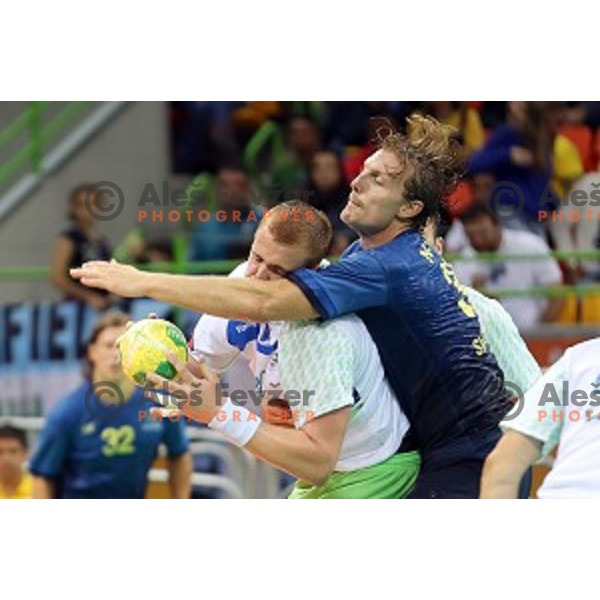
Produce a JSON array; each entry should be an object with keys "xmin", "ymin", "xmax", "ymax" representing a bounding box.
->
[
  {"xmin": 166, "ymin": 452, "xmax": 193, "ymax": 499},
  {"xmin": 480, "ymin": 431, "xmax": 542, "ymax": 498},
  {"xmin": 71, "ymin": 262, "xmax": 317, "ymax": 322},
  {"xmin": 245, "ymin": 408, "xmax": 351, "ymax": 485},
  {"xmin": 32, "ymin": 476, "xmax": 55, "ymax": 499},
  {"xmin": 147, "ymin": 339, "xmax": 354, "ymax": 485}
]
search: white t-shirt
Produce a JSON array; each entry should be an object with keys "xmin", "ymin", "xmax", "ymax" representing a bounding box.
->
[
  {"xmin": 192, "ymin": 263, "xmax": 409, "ymax": 471},
  {"xmin": 191, "ymin": 262, "xmax": 281, "ymax": 413},
  {"xmin": 454, "ymin": 229, "xmax": 563, "ymax": 330},
  {"xmin": 504, "ymin": 337, "xmax": 600, "ymax": 499},
  {"xmin": 279, "ymin": 315, "xmax": 409, "ymax": 471}
]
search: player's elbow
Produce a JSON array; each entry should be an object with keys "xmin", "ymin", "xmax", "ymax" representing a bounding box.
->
[
  {"xmin": 303, "ymin": 468, "xmax": 332, "ymax": 487},
  {"xmin": 302, "ymin": 454, "xmax": 337, "ymax": 486}
]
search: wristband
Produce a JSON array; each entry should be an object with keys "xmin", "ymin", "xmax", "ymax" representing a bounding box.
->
[{"xmin": 208, "ymin": 399, "xmax": 262, "ymax": 447}]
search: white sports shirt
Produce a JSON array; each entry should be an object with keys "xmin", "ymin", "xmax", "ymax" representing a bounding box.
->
[
  {"xmin": 191, "ymin": 262, "xmax": 409, "ymax": 470},
  {"xmin": 503, "ymin": 337, "xmax": 600, "ymax": 499}
]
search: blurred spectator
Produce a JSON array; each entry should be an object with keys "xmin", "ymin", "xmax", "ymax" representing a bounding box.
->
[
  {"xmin": 308, "ymin": 150, "xmax": 357, "ymax": 255},
  {"xmin": 29, "ymin": 312, "xmax": 192, "ymax": 499},
  {"xmin": 272, "ymin": 117, "xmax": 322, "ymax": 191},
  {"xmin": 469, "ymin": 101, "xmax": 560, "ymax": 237},
  {"xmin": 189, "ymin": 167, "xmax": 262, "ymax": 261},
  {"xmin": 51, "ymin": 184, "xmax": 115, "ymax": 311},
  {"xmin": 547, "ymin": 104, "xmax": 587, "ymax": 277},
  {"xmin": 114, "ymin": 229, "xmax": 173, "ymax": 265},
  {"xmin": 0, "ymin": 426, "xmax": 33, "ymax": 499},
  {"xmin": 565, "ymin": 102, "xmax": 600, "ymax": 128},
  {"xmin": 553, "ymin": 170, "xmax": 600, "ymax": 279},
  {"xmin": 231, "ymin": 101, "xmax": 283, "ymax": 146},
  {"xmin": 477, "ymin": 102, "xmax": 508, "ymax": 130},
  {"xmin": 453, "ymin": 204, "xmax": 565, "ymax": 330},
  {"xmin": 422, "ymin": 102, "xmax": 485, "ymax": 155},
  {"xmin": 543, "ymin": 102, "xmax": 585, "ymax": 201}
]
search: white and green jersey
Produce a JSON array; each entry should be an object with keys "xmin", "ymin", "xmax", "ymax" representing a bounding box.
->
[
  {"xmin": 503, "ymin": 337, "xmax": 600, "ymax": 499},
  {"xmin": 464, "ymin": 286, "xmax": 541, "ymax": 394},
  {"xmin": 279, "ymin": 314, "xmax": 410, "ymax": 472}
]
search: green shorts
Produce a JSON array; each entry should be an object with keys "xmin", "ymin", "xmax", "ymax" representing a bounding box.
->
[{"xmin": 288, "ymin": 451, "xmax": 421, "ymax": 499}]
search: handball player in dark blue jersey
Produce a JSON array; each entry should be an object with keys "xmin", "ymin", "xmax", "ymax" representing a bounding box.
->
[
  {"xmin": 72, "ymin": 115, "xmax": 512, "ymax": 498},
  {"xmin": 30, "ymin": 312, "xmax": 192, "ymax": 499}
]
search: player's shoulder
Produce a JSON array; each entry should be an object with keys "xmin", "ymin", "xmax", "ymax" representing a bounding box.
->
[
  {"xmin": 228, "ymin": 261, "xmax": 248, "ymax": 278},
  {"xmin": 282, "ymin": 314, "xmax": 365, "ymax": 355},
  {"xmin": 464, "ymin": 286, "xmax": 505, "ymax": 315},
  {"xmin": 47, "ymin": 382, "xmax": 89, "ymax": 426},
  {"xmin": 362, "ymin": 230, "xmax": 423, "ymax": 272},
  {"xmin": 464, "ymin": 286, "xmax": 520, "ymax": 333},
  {"xmin": 567, "ymin": 337, "xmax": 600, "ymax": 360}
]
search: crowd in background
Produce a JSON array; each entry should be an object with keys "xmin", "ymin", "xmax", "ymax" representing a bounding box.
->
[
  {"xmin": 49, "ymin": 102, "xmax": 600, "ymax": 333},
  {"xmin": 169, "ymin": 101, "xmax": 600, "ymax": 329}
]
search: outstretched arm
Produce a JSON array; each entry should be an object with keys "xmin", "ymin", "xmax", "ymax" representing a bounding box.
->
[{"xmin": 70, "ymin": 261, "xmax": 318, "ymax": 322}]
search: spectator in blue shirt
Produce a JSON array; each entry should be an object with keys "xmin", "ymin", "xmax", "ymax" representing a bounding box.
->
[
  {"xmin": 189, "ymin": 167, "xmax": 261, "ymax": 262},
  {"xmin": 30, "ymin": 312, "xmax": 192, "ymax": 499},
  {"xmin": 469, "ymin": 101, "xmax": 559, "ymax": 237}
]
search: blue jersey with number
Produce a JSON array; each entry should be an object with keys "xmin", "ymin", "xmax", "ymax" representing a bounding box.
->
[
  {"xmin": 29, "ymin": 382, "xmax": 189, "ymax": 498},
  {"xmin": 288, "ymin": 230, "xmax": 511, "ymax": 466}
]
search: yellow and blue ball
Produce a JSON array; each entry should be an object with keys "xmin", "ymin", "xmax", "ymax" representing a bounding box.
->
[{"xmin": 118, "ymin": 318, "xmax": 188, "ymax": 386}]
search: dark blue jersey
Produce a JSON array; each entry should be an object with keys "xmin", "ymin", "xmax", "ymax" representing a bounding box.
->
[
  {"xmin": 29, "ymin": 382, "xmax": 189, "ymax": 498},
  {"xmin": 288, "ymin": 230, "xmax": 511, "ymax": 466}
]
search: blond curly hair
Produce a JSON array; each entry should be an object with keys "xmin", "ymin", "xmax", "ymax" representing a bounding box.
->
[{"xmin": 371, "ymin": 114, "xmax": 465, "ymax": 229}]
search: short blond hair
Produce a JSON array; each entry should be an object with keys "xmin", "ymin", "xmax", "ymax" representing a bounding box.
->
[{"xmin": 261, "ymin": 200, "xmax": 332, "ymax": 267}]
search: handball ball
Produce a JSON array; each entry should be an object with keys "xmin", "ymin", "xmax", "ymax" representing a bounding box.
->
[{"xmin": 118, "ymin": 318, "xmax": 188, "ymax": 386}]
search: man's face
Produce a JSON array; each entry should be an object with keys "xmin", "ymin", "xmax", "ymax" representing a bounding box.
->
[
  {"xmin": 463, "ymin": 215, "xmax": 502, "ymax": 253},
  {"xmin": 217, "ymin": 169, "xmax": 251, "ymax": 209},
  {"xmin": 342, "ymin": 148, "xmax": 413, "ymax": 237},
  {"xmin": 88, "ymin": 326, "xmax": 126, "ymax": 382},
  {"xmin": 0, "ymin": 438, "xmax": 26, "ymax": 479},
  {"xmin": 72, "ymin": 190, "xmax": 95, "ymax": 227},
  {"xmin": 245, "ymin": 225, "xmax": 311, "ymax": 281},
  {"xmin": 311, "ymin": 152, "xmax": 342, "ymax": 192}
]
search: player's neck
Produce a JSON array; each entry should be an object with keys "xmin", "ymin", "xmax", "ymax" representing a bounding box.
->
[
  {"xmin": 360, "ymin": 222, "xmax": 411, "ymax": 249},
  {"xmin": 1, "ymin": 470, "xmax": 23, "ymax": 495},
  {"xmin": 91, "ymin": 374, "xmax": 135, "ymax": 400}
]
